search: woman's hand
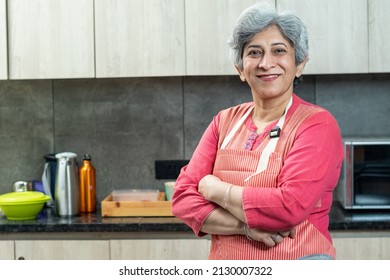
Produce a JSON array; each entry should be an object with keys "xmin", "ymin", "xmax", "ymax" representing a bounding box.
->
[
  {"xmin": 199, "ymin": 175, "xmax": 297, "ymax": 247},
  {"xmin": 198, "ymin": 174, "xmax": 222, "ymax": 200},
  {"xmin": 244, "ymin": 226, "xmax": 296, "ymax": 247}
]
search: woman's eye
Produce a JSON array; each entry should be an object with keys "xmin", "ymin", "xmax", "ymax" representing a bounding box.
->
[
  {"xmin": 274, "ymin": 48, "xmax": 287, "ymax": 54},
  {"xmin": 247, "ymin": 50, "xmax": 262, "ymax": 57}
]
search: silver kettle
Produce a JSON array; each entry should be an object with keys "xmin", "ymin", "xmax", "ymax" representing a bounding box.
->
[{"xmin": 55, "ymin": 152, "xmax": 80, "ymax": 217}]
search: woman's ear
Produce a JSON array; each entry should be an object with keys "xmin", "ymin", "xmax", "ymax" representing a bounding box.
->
[
  {"xmin": 235, "ymin": 65, "xmax": 246, "ymax": 82},
  {"xmin": 295, "ymin": 57, "xmax": 308, "ymax": 78}
]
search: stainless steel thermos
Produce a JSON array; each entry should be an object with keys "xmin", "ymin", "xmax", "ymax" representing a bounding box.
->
[{"xmin": 55, "ymin": 152, "xmax": 80, "ymax": 217}]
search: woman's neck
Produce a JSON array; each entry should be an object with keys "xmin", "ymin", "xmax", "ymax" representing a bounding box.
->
[{"xmin": 252, "ymin": 94, "xmax": 292, "ymax": 133}]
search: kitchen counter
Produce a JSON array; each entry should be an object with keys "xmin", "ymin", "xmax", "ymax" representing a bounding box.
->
[
  {"xmin": 1, "ymin": 202, "xmax": 390, "ymax": 236},
  {"xmin": 328, "ymin": 201, "xmax": 390, "ymax": 230},
  {"xmin": 0, "ymin": 207, "xmax": 189, "ymax": 236}
]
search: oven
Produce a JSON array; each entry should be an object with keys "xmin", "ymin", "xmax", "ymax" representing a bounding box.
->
[{"xmin": 336, "ymin": 139, "xmax": 390, "ymax": 210}]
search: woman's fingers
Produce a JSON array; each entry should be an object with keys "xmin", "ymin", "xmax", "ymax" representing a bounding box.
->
[
  {"xmin": 245, "ymin": 227, "xmax": 296, "ymax": 247},
  {"xmin": 289, "ymin": 228, "xmax": 296, "ymax": 238},
  {"xmin": 270, "ymin": 233, "xmax": 283, "ymax": 244},
  {"xmin": 277, "ymin": 228, "xmax": 296, "ymax": 239},
  {"xmin": 277, "ymin": 230, "xmax": 290, "ymax": 238}
]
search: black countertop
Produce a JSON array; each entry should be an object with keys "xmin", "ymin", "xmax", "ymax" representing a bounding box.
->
[
  {"xmin": 1, "ymin": 202, "xmax": 390, "ymax": 234},
  {"xmin": 328, "ymin": 201, "xmax": 390, "ymax": 231}
]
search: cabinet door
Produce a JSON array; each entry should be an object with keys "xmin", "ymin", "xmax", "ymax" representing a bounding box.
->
[
  {"xmin": 0, "ymin": 0, "xmax": 7, "ymax": 80},
  {"xmin": 277, "ymin": 0, "xmax": 368, "ymax": 74},
  {"xmin": 0, "ymin": 241, "xmax": 14, "ymax": 260},
  {"xmin": 368, "ymin": 0, "xmax": 390, "ymax": 72},
  {"xmin": 333, "ymin": 237, "xmax": 381, "ymax": 260},
  {"xmin": 333, "ymin": 236, "xmax": 390, "ymax": 260},
  {"xmin": 110, "ymin": 239, "xmax": 210, "ymax": 260},
  {"xmin": 8, "ymin": 0, "xmax": 94, "ymax": 79},
  {"xmin": 95, "ymin": 0, "xmax": 185, "ymax": 78},
  {"xmin": 185, "ymin": 0, "xmax": 274, "ymax": 76},
  {"xmin": 15, "ymin": 240, "xmax": 110, "ymax": 260}
]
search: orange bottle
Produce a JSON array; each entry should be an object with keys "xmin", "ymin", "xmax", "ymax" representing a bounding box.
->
[{"xmin": 79, "ymin": 153, "xmax": 96, "ymax": 213}]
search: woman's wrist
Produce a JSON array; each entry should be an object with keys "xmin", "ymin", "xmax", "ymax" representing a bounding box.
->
[
  {"xmin": 201, "ymin": 208, "xmax": 247, "ymax": 235},
  {"xmin": 223, "ymin": 184, "xmax": 233, "ymax": 210},
  {"xmin": 243, "ymin": 223, "xmax": 254, "ymax": 241}
]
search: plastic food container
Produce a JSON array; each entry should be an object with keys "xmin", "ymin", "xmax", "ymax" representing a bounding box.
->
[
  {"xmin": 0, "ymin": 191, "xmax": 51, "ymax": 220},
  {"xmin": 111, "ymin": 189, "xmax": 159, "ymax": 202}
]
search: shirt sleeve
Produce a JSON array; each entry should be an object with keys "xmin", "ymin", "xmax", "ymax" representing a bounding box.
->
[
  {"xmin": 171, "ymin": 114, "xmax": 221, "ymax": 237},
  {"xmin": 242, "ymin": 110, "xmax": 344, "ymax": 230}
]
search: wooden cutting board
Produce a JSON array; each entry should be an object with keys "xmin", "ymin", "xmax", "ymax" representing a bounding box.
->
[{"xmin": 101, "ymin": 192, "xmax": 173, "ymax": 217}]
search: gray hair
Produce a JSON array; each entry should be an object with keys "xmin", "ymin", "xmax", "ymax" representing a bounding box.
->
[{"xmin": 229, "ymin": 3, "xmax": 308, "ymax": 70}]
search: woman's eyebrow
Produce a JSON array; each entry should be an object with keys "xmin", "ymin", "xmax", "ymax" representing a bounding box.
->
[
  {"xmin": 247, "ymin": 42, "xmax": 288, "ymax": 49},
  {"xmin": 272, "ymin": 42, "xmax": 288, "ymax": 47}
]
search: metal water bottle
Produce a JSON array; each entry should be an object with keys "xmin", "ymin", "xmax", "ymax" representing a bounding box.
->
[
  {"xmin": 55, "ymin": 152, "xmax": 80, "ymax": 217},
  {"xmin": 79, "ymin": 153, "xmax": 96, "ymax": 213}
]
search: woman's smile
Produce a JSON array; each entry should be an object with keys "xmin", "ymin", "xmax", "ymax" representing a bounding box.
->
[{"xmin": 256, "ymin": 74, "xmax": 280, "ymax": 81}]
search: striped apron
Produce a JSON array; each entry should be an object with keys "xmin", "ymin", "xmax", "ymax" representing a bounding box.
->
[{"xmin": 209, "ymin": 100, "xmax": 335, "ymax": 260}]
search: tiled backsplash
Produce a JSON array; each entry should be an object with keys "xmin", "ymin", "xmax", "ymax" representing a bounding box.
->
[{"xmin": 0, "ymin": 74, "xmax": 389, "ymax": 202}]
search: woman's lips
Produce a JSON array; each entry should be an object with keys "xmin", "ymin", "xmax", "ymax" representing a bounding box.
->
[{"xmin": 257, "ymin": 74, "xmax": 280, "ymax": 81}]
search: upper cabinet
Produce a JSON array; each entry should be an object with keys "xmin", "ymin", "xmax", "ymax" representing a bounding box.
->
[
  {"xmin": 1, "ymin": 0, "xmax": 389, "ymax": 79},
  {"xmin": 95, "ymin": 0, "xmax": 185, "ymax": 78},
  {"xmin": 7, "ymin": 0, "xmax": 94, "ymax": 79},
  {"xmin": 185, "ymin": 0, "xmax": 275, "ymax": 76},
  {"xmin": 277, "ymin": 0, "xmax": 368, "ymax": 74},
  {"xmin": 0, "ymin": 0, "xmax": 7, "ymax": 80},
  {"xmin": 368, "ymin": 0, "xmax": 390, "ymax": 73}
]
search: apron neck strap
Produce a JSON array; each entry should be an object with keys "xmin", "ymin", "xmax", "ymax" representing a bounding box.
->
[{"xmin": 245, "ymin": 95, "xmax": 293, "ymax": 180}]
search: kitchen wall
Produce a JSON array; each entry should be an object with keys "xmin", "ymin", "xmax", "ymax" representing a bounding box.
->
[{"xmin": 0, "ymin": 73, "xmax": 390, "ymax": 202}]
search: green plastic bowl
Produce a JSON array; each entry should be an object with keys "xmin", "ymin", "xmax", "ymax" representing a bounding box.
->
[{"xmin": 0, "ymin": 191, "xmax": 51, "ymax": 220}]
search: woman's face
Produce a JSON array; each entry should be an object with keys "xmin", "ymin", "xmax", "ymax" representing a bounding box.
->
[{"xmin": 237, "ymin": 25, "xmax": 306, "ymax": 100}]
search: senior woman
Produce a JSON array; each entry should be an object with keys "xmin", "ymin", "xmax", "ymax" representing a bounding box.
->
[{"xmin": 172, "ymin": 3, "xmax": 343, "ymax": 260}]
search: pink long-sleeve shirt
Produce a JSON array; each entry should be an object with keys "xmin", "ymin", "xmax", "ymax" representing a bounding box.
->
[{"xmin": 172, "ymin": 94, "xmax": 343, "ymax": 241}]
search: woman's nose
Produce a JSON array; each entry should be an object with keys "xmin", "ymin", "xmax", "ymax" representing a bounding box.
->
[{"xmin": 258, "ymin": 53, "xmax": 275, "ymax": 70}]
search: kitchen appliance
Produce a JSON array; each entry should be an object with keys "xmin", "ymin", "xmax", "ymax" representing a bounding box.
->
[
  {"xmin": 41, "ymin": 153, "xmax": 57, "ymax": 206},
  {"xmin": 336, "ymin": 139, "xmax": 390, "ymax": 209},
  {"xmin": 55, "ymin": 152, "xmax": 80, "ymax": 216}
]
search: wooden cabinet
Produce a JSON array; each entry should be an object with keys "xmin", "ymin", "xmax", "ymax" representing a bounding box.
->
[
  {"xmin": 185, "ymin": 0, "xmax": 275, "ymax": 76},
  {"xmin": 95, "ymin": 0, "xmax": 185, "ymax": 78},
  {"xmin": 2, "ymin": 233, "xmax": 390, "ymax": 260},
  {"xmin": 277, "ymin": 0, "xmax": 368, "ymax": 74},
  {"xmin": 0, "ymin": 241, "xmax": 14, "ymax": 260},
  {"xmin": 332, "ymin": 231, "xmax": 390, "ymax": 260},
  {"xmin": 1, "ymin": 238, "xmax": 209, "ymax": 260},
  {"xmin": 3, "ymin": 0, "xmax": 390, "ymax": 78},
  {"xmin": 368, "ymin": 0, "xmax": 390, "ymax": 72},
  {"xmin": 7, "ymin": 0, "xmax": 95, "ymax": 79},
  {"xmin": 0, "ymin": 0, "xmax": 7, "ymax": 80},
  {"xmin": 14, "ymin": 240, "xmax": 110, "ymax": 260},
  {"xmin": 110, "ymin": 239, "xmax": 210, "ymax": 260}
]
